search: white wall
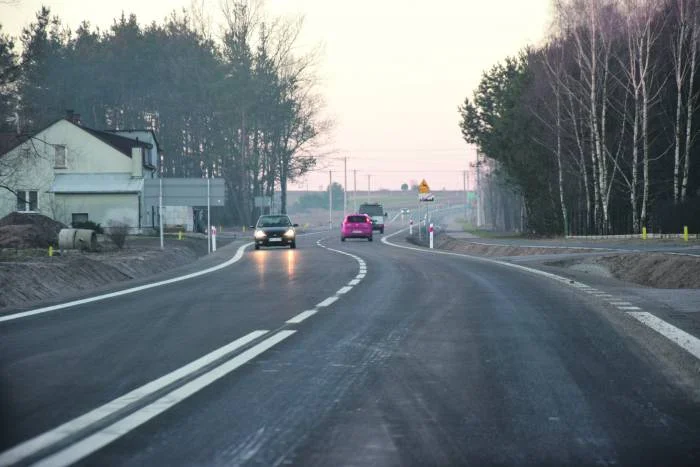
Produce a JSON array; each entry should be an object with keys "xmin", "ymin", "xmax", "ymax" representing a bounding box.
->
[
  {"xmin": 0, "ymin": 133, "xmax": 55, "ymax": 219},
  {"xmin": 54, "ymin": 193, "xmax": 140, "ymax": 229},
  {"xmin": 52, "ymin": 121, "xmax": 132, "ymax": 174},
  {"xmin": 163, "ymin": 206, "xmax": 194, "ymax": 231}
]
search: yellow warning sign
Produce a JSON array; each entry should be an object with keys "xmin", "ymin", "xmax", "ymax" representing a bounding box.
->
[{"xmin": 418, "ymin": 179, "xmax": 430, "ymax": 194}]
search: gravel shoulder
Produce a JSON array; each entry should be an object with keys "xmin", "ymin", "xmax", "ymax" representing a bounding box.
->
[{"xmin": 0, "ymin": 235, "xmax": 234, "ymax": 309}]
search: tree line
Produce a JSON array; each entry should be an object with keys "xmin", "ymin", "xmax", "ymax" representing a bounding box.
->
[
  {"xmin": 460, "ymin": 0, "xmax": 700, "ymax": 235},
  {"xmin": 0, "ymin": 1, "xmax": 327, "ymax": 225}
]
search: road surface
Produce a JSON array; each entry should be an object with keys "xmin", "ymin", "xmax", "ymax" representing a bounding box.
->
[{"xmin": 1, "ymin": 228, "xmax": 699, "ymax": 466}]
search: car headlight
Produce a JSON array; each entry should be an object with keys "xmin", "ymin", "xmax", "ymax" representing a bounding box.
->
[
  {"xmin": 284, "ymin": 229, "xmax": 295, "ymax": 237},
  {"xmin": 254, "ymin": 230, "xmax": 267, "ymax": 239}
]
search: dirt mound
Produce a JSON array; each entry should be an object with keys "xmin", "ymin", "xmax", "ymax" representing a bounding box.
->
[
  {"xmin": 0, "ymin": 213, "xmax": 66, "ymax": 248},
  {"xmin": 434, "ymin": 236, "xmax": 596, "ymax": 256},
  {"xmin": 0, "ymin": 245, "xmax": 198, "ymax": 308},
  {"xmin": 595, "ymin": 253, "xmax": 700, "ymax": 289}
]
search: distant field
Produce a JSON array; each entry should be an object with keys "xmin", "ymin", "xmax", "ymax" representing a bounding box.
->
[{"xmin": 286, "ymin": 190, "xmax": 467, "ymax": 213}]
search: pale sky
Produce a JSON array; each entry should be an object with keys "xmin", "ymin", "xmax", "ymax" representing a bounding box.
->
[{"xmin": 1, "ymin": 0, "xmax": 552, "ymax": 191}]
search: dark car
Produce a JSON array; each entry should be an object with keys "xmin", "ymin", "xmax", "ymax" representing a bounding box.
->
[
  {"xmin": 358, "ymin": 202, "xmax": 388, "ymax": 233},
  {"xmin": 252, "ymin": 215, "xmax": 298, "ymax": 250}
]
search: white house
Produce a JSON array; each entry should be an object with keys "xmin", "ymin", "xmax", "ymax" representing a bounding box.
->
[{"xmin": 0, "ymin": 115, "xmax": 159, "ymax": 231}]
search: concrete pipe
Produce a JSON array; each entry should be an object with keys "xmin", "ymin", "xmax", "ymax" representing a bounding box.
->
[
  {"xmin": 74, "ymin": 229, "xmax": 97, "ymax": 251},
  {"xmin": 58, "ymin": 228, "xmax": 97, "ymax": 251},
  {"xmin": 58, "ymin": 228, "xmax": 77, "ymax": 250}
]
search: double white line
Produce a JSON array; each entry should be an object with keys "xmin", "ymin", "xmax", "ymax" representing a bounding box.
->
[
  {"xmin": 0, "ymin": 330, "xmax": 296, "ymax": 467},
  {"xmin": 1, "ymin": 232, "xmax": 368, "ymax": 466}
]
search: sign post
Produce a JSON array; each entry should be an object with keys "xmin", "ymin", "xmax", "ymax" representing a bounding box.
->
[
  {"xmin": 207, "ymin": 176, "xmax": 211, "ymax": 254},
  {"xmin": 418, "ymin": 179, "xmax": 434, "ymax": 243}
]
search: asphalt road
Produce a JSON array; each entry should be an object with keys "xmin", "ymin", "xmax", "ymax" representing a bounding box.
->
[{"xmin": 1, "ymin": 228, "xmax": 699, "ymax": 466}]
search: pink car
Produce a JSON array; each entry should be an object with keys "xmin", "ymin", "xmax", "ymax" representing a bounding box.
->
[{"xmin": 341, "ymin": 214, "xmax": 373, "ymax": 242}]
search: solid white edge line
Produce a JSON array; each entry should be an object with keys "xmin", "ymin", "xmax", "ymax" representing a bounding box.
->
[
  {"xmin": 382, "ymin": 228, "xmax": 700, "ymax": 362},
  {"xmin": 0, "ymin": 242, "xmax": 255, "ymax": 324},
  {"xmin": 627, "ymin": 312, "xmax": 700, "ymax": 360},
  {"xmin": 33, "ymin": 330, "xmax": 297, "ymax": 467},
  {"xmin": 317, "ymin": 296, "xmax": 339, "ymax": 308},
  {"xmin": 286, "ymin": 309, "xmax": 318, "ymax": 324},
  {"xmin": 0, "ymin": 330, "xmax": 268, "ymax": 467}
]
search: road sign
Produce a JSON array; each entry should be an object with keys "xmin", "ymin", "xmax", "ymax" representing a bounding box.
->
[
  {"xmin": 418, "ymin": 179, "xmax": 434, "ymax": 202},
  {"xmin": 418, "ymin": 179, "xmax": 430, "ymax": 194}
]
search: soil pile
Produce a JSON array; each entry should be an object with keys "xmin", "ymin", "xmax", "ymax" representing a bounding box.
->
[{"xmin": 0, "ymin": 213, "xmax": 66, "ymax": 248}]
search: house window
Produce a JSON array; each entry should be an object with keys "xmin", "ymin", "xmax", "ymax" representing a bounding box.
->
[
  {"xmin": 72, "ymin": 213, "xmax": 89, "ymax": 225},
  {"xmin": 16, "ymin": 190, "xmax": 38, "ymax": 212},
  {"xmin": 54, "ymin": 145, "xmax": 67, "ymax": 168}
]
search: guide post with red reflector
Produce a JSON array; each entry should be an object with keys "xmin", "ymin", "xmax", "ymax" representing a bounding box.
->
[
  {"xmin": 409, "ymin": 218, "xmax": 414, "ymax": 235},
  {"xmin": 429, "ymin": 223, "xmax": 434, "ymax": 249},
  {"xmin": 211, "ymin": 225, "xmax": 217, "ymax": 252}
]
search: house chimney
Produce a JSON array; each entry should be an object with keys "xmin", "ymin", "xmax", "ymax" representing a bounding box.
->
[
  {"xmin": 131, "ymin": 147, "xmax": 143, "ymax": 178},
  {"xmin": 65, "ymin": 109, "xmax": 81, "ymax": 125}
]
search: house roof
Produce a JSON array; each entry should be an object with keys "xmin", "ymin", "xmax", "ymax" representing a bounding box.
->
[
  {"xmin": 103, "ymin": 129, "xmax": 161, "ymax": 151},
  {"xmin": 50, "ymin": 173, "xmax": 145, "ymax": 194},
  {"xmin": 82, "ymin": 127, "xmax": 152, "ymax": 157},
  {"xmin": 0, "ymin": 118, "xmax": 153, "ymax": 159},
  {"xmin": 0, "ymin": 133, "xmax": 30, "ymax": 155}
]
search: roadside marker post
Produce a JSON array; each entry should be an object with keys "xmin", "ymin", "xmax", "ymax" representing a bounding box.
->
[
  {"xmin": 211, "ymin": 226, "xmax": 217, "ymax": 252},
  {"xmin": 409, "ymin": 219, "xmax": 414, "ymax": 235},
  {"xmin": 642, "ymin": 227, "xmax": 647, "ymax": 240},
  {"xmin": 48, "ymin": 245, "xmax": 53, "ymax": 257},
  {"xmin": 429, "ymin": 223, "xmax": 434, "ymax": 249},
  {"xmin": 684, "ymin": 226, "xmax": 689, "ymax": 242},
  {"xmin": 178, "ymin": 231, "xmax": 183, "ymax": 240}
]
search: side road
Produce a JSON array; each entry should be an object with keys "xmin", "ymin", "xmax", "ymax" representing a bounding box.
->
[{"xmin": 416, "ymin": 215, "xmax": 700, "ymax": 364}]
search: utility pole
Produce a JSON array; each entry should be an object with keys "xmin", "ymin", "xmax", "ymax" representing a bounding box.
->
[
  {"xmin": 367, "ymin": 174, "xmax": 371, "ymax": 201},
  {"xmin": 329, "ymin": 170, "xmax": 333, "ymax": 230},
  {"xmin": 463, "ymin": 170, "xmax": 467, "ymax": 221},
  {"xmin": 476, "ymin": 151, "xmax": 482, "ymax": 227},
  {"xmin": 353, "ymin": 169, "xmax": 357, "ymax": 212},
  {"xmin": 343, "ymin": 156, "xmax": 348, "ymax": 219}
]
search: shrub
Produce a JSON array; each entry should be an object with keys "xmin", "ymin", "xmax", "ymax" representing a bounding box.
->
[
  {"xmin": 72, "ymin": 220, "xmax": 104, "ymax": 234},
  {"xmin": 106, "ymin": 220, "xmax": 129, "ymax": 249}
]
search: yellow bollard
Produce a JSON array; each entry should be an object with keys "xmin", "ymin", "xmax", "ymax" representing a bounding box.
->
[
  {"xmin": 178, "ymin": 231, "xmax": 183, "ymax": 240},
  {"xmin": 642, "ymin": 226, "xmax": 647, "ymax": 240},
  {"xmin": 48, "ymin": 245, "xmax": 53, "ymax": 257},
  {"xmin": 684, "ymin": 225, "xmax": 688, "ymax": 242},
  {"xmin": 243, "ymin": 225, "xmax": 246, "ymax": 233}
]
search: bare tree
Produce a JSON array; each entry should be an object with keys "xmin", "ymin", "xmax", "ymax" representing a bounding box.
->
[
  {"xmin": 681, "ymin": 0, "xmax": 699, "ymax": 201},
  {"xmin": 558, "ymin": 0, "xmax": 621, "ymax": 232}
]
